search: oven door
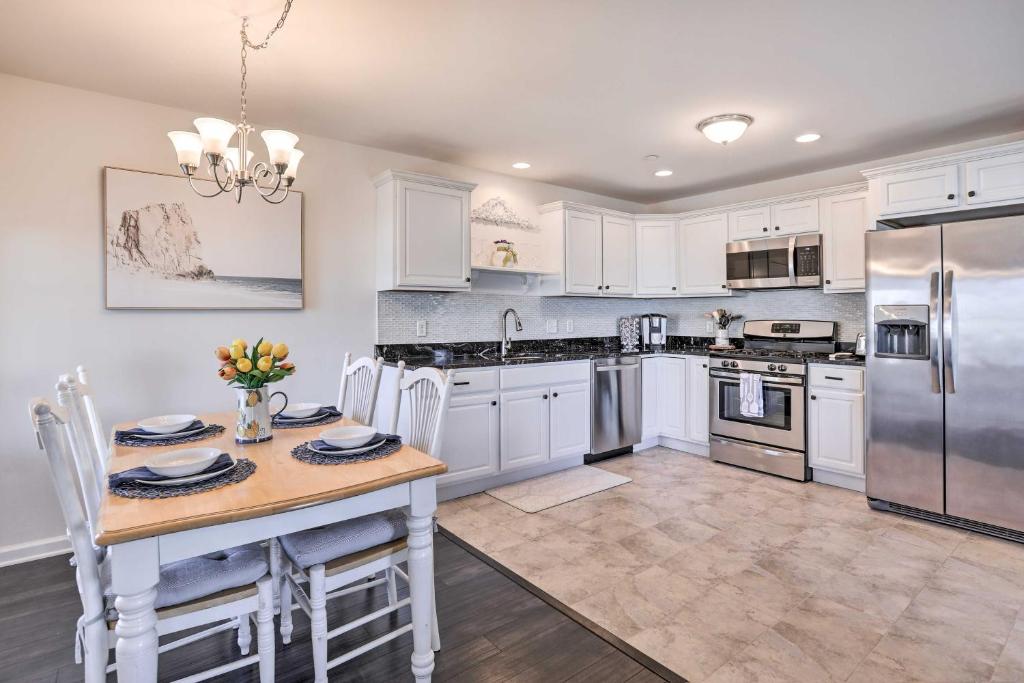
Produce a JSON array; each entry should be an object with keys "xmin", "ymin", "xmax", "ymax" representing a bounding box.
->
[{"xmin": 710, "ymin": 371, "xmax": 805, "ymax": 451}]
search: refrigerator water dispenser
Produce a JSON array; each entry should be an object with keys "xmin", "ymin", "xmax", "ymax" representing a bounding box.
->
[{"xmin": 873, "ymin": 305, "xmax": 930, "ymax": 359}]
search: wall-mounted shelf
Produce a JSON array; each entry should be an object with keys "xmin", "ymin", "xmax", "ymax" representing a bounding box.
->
[
  {"xmin": 471, "ymin": 264, "xmax": 559, "ymax": 276},
  {"xmin": 470, "ymin": 265, "xmax": 562, "ymax": 295}
]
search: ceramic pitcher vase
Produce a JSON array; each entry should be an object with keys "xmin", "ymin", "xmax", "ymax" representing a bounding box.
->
[{"xmin": 235, "ymin": 387, "xmax": 288, "ymax": 444}]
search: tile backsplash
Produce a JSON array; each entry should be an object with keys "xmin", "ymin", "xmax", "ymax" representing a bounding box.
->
[{"xmin": 378, "ymin": 290, "xmax": 866, "ymax": 344}]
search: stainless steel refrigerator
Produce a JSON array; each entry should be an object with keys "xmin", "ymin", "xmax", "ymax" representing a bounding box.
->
[{"xmin": 865, "ymin": 216, "xmax": 1024, "ymax": 538}]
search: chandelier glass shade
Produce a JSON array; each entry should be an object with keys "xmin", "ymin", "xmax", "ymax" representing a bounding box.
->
[{"xmin": 167, "ymin": 1, "xmax": 301, "ymax": 204}]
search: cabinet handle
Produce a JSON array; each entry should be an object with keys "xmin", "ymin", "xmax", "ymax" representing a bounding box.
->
[
  {"xmin": 553, "ymin": 392, "xmax": 558, "ymax": 398},
  {"xmin": 453, "ymin": 381, "xmax": 470, "ymax": 386},
  {"xmin": 968, "ymin": 190, "xmax": 976, "ymax": 197},
  {"xmin": 824, "ymin": 376, "xmax": 843, "ymax": 381},
  {"xmin": 762, "ymin": 227, "xmax": 768, "ymax": 232},
  {"xmin": 947, "ymin": 193, "xmax": 955, "ymax": 200},
  {"xmin": 491, "ymin": 400, "xmax": 497, "ymax": 406},
  {"xmin": 811, "ymin": 395, "xmax": 817, "ymax": 400},
  {"xmin": 542, "ymin": 394, "xmax": 548, "ymax": 399},
  {"xmin": 774, "ymin": 226, "xmax": 780, "ymax": 231}
]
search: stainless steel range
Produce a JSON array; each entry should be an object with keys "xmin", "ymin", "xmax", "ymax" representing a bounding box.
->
[{"xmin": 709, "ymin": 320, "xmax": 837, "ymax": 481}]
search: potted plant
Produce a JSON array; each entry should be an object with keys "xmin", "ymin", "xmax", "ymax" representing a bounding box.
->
[
  {"xmin": 215, "ymin": 338, "xmax": 295, "ymax": 443},
  {"xmin": 705, "ymin": 309, "xmax": 742, "ymax": 346}
]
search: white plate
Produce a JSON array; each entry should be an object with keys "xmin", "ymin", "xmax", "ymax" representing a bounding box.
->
[
  {"xmin": 133, "ymin": 425, "xmax": 206, "ymax": 440},
  {"xmin": 145, "ymin": 447, "xmax": 222, "ymax": 477},
  {"xmin": 308, "ymin": 438, "xmax": 386, "ymax": 456},
  {"xmin": 275, "ymin": 413, "xmax": 326, "ymax": 424},
  {"xmin": 136, "ymin": 459, "xmax": 236, "ymax": 487},
  {"xmin": 320, "ymin": 425, "xmax": 376, "ymax": 449},
  {"xmin": 279, "ymin": 402, "xmax": 322, "ymax": 419},
  {"xmin": 137, "ymin": 414, "xmax": 197, "ymax": 435}
]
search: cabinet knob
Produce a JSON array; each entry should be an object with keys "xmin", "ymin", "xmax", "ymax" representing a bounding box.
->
[
  {"xmin": 491, "ymin": 400, "xmax": 497, "ymax": 406},
  {"xmin": 762, "ymin": 227, "xmax": 768, "ymax": 232},
  {"xmin": 702, "ymin": 364, "xmax": 707, "ymax": 368},
  {"xmin": 604, "ymin": 285, "xmax": 610, "ymax": 290},
  {"xmin": 597, "ymin": 285, "xmax": 602, "ymax": 290},
  {"xmin": 542, "ymin": 394, "xmax": 548, "ymax": 400},
  {"xmin": 947, "ymin": 193, "xmax": 955, "ymax": 200},
  {"xmin": 774, "ymin": 226, "xmax": 780, "ymax": 231},
  {"xmin": 465, "ymin": 277, "xmax": 471, "ymax": 283},
  {"xmin": 968, "ymin": 190, "xmax": 976, "ymax": 197},
  {"xmin": 671, "ymin": 286, "xmax": 677, "ymax": 291},
  {"xmin": 811, "ymin": 395, "xmax": 817, "ymax": 400},
  {"xmin": 825, "ymin": 279, "xmax": 831, "ymax": 284},
  {"xmin": 552, "ymin": 392, "xmax": 558, "ymax": 398},
  {"xmin": 721, "ymin": 284, "xmax": 727, "ymax": 289}
]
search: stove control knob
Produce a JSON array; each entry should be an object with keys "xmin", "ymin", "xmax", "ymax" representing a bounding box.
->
[
  {"xmin": 721, "ymin": 360, "xmax": 730, "ymax": 367},
  {"xmin": 767, "ymin": 364, "xmax": 777, "ymax": 371},
  {"xmin": 778, "ymin": 364, "xmax": 787, "ymax": 372},
  {"xmin": 730, "ymin": 361, "xmax": 739, "ymax": 368}
]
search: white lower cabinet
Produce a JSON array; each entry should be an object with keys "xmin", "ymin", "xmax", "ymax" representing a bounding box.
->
[
  {"xmin": 808, "ymin": 365, "xmax": 865, "ymax": 487},
  {"xmin": 641, "ymin": 357, "xmax": 661, "ymax": 440},
  {"xmin": 499, "ymin": 387, "xmax": 550, "ymax": 471},
  {"xmin": 549, "ymin": 381, "xmax": 590, "ymax": 459},
  {"xmin": 439, "ymin": 392, "xmax": 499, "ymax": 485},
  {"xmin": 685, "ymin": 357, "xmax": 710, "ymax": 444},
  {"xmin": 641, "ymin": 355, "xmax": 709, "ymax": 449},
  {"xmin": 658, "ymin": 357, "xmax": 687, "ymax": 440}
]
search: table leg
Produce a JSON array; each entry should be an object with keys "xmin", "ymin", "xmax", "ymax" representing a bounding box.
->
[
  {"xmin": 407, "ymin": 477, "xmax": 437, "ymax": 682},
  {"xmin": 110, "ymin": 538, "xmax": 160, "ymax": 682}
]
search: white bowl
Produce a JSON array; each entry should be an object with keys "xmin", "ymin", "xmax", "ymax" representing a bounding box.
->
[
  {"xmin": 137, "ymin": 414, "xmax": 197, "ymax": 435},
  {"xmin": 145, "ymin": 447, "xmax": 222, "ymax": 478},
  {"xmin": 280, "ymin": 402, "xmax": 322, "ymax": 419},
  {"xmin": 320, "ymin": 425, "xmax": 376, "ymax": 449}
]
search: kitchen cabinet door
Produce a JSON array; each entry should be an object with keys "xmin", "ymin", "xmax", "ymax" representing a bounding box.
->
[
  {"xmin": 770, "ymin": 198, "xmax": 819, "ymax": 236},
  {"xmin": 635, "ymin": 219, "xmax": 678, "ymax": 296},
  {"xmin": 808, "ymin": 388, "xmax": 864, "ymax": 476},
  {"xmin": 549, "ymin": 381, "xmax": 590, "ymax": 459},
  {"xmin": 821, "ymin": 191, "xmax": 869, "ymax": 293},
  {"xmin": 564, "ymin": 210, "xmax": 604, "ymax": 294},
  {"xmin": 679, "ymin": 213, "xmax": 730, "ymax": 295},
  {"xmin": 874, "ymin": 165, "xmax": 959, "ymax": 216},
  {"xmin": 438, "ymin": 393, "xmax": 499, "ymax": 485},
  {"xmin": 395, "ymin": 178, "xmax": 472, "ymax": 289},
  {"xmin": 965, "ymin": 152, "xmax": 1024, "ymax": 205},
  {"xmin": 500, "ymin": 387, "xmax": 550, "ymax": 470},
  {"xmin": 728, "ymin": 206, "xmax": 771, "ymax": 241},
  {"xmin": 658, "ymin": 357, "xmax": 687, "ymax": 440},
  {"xmin": 601, "ymin": 215, "xmax": 636, "ymax": 295},
  {"xmin": 685, "ymin": 356, "xmax": 710, "ymax": 444},
  {"xmin": 641, "ymin": 357, "xmax": 661, "ymax": 439}
]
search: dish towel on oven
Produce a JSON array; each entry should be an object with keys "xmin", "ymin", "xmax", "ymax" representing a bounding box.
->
[{"xmin": 739, "ymin": 372, "xmax": 764, "ymax": 418}]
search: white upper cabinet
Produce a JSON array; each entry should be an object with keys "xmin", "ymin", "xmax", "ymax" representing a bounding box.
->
[
  {"xmin": 563, "ymin": 210, "xmax": 604, "ymax": 294},
  {"xmin": 635, "ymin": 219, "xmax": 679, "ymax": 296},
  {"xmin": 685, "ymin": 356, "xmax": 710, "ymax": 445},
  {"xmin": 601, "ymin": 215, "xmax": 636, "ymax": 295},
  {"xmin": 375, "ymin": 170, "xmax": 476, "ymax": 291},
  {"xmin": 728, "ymin": 205, "xmax": 771, "ymax": 241},
  {"xmin": 965, "ymin": 152, "xmax": 1024, "ymax": 205},
  {"xmin": 770, "ymin": 198, "xmax": 819, "ymax": 236},
  {"xmin": 820, "ymin": 191, "xmax": 870, "ymax": 293},
  {"xmin": 679, "ymin": 213, "xmax": 730, "ymax": 296},
  {"xmin": 874, "ymin": 165, "xmax": 959, "ymax": 216}
]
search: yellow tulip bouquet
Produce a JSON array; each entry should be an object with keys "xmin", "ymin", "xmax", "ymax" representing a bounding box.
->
[{"xmin": 215, "ymin": 337, "xmax": 296, "ymax": 389}]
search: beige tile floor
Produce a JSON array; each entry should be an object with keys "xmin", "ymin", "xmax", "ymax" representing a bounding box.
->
[{"xmin": 437, "ymin": 447, "xmax": 1024, "ymax": 682}]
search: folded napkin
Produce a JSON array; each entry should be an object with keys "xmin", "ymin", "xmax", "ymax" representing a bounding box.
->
[
  {"xmin": 275, "ymin": 406, "xmax": 342, "ymax": 422},
  {"xmin": 108, "ymin": 453, "xmax": 233, "ymax": 488},
  {"xmin": 739, "ymin": 372, "xmax": 764, "ymax": 418},
  {"xmin": 115, "ymin": 419, "xmax": 205, "ymax": 439},
  {"xmin": 310, "ymin": 433, "xmax": 401, "ymax": 453}
]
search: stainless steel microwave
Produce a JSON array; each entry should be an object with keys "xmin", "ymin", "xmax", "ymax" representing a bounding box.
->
[{"xmin": 726, "ymin": 233, "xmax": 822, "ymax": 289}]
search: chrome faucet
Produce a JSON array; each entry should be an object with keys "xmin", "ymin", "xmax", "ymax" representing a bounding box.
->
[{"xmin": 501, "ymin": 308, "xmax": 523, "ymax": 357}]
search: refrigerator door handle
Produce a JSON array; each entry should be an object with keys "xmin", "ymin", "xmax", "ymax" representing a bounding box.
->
[
  {"xmin": 929, "ymin": 271, "xmax": 942, "ymax": 393},
  {"xmin": 943, "ymin": 269, "xmax": 956, "ymax": 394}
]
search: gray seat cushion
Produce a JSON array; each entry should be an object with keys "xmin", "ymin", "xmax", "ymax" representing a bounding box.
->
[
  {"xmin": 279, "ymin": 511, "xmax": 408, "ymax": 569},
  {"xmin": 102, "ymin": 544, "xmax": 269, "ymax": 611}
]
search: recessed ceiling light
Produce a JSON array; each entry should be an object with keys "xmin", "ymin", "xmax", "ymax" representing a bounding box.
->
[
  {"xmin": 697, "ymin": 113, "xmax": 753, "ymax": 145},
  {"xmin": 795, "ymin": 133, "xmax": 821, "ymax": 143},
  {"xmin": 654, "ymin": 169, "xmax": 673, "ymax": 177},
  {"xmin": 511, "ymin": 161, "xmax": 531, "ymax": 169},
  {"xmin": 644, "ymin": 154, "xmax": 660, "ymax": 161}
]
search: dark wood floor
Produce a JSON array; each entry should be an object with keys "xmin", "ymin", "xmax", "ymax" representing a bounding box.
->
[{"xmin": 0, "ymin": 534, "xmax": 664, "ymax": 682}]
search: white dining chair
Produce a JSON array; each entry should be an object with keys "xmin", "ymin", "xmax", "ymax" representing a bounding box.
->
[
  {"xmin": 31, "ymin": 398, "xmax": 277, "ymax": 683},
  {"xmin": 337, "ymin": 353, "xmax": 384, "ymax": 426},
  {"xmin": 55, "ymin": 375, "xmax": 107, "ymax": 535},
  {"xmin": 75, "ymin": 366, "xmax": 109, "ymax": 477},
  {"xmin": 277, "ymin": 362, "xmax": 453, "ymax": 683}
]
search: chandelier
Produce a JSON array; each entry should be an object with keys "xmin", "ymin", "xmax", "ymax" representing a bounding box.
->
[{"xmin": 167, "ymin": 1, "xmax": 302, "ymax": 204}]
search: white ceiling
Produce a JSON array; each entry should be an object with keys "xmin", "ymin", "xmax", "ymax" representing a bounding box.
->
[{"xmin": 3, "ymin": 0, "xmax": 1024, "ymax": 203}]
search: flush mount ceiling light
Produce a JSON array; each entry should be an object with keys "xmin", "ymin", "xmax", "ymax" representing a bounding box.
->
[
  {"xmin": 654, "ymin": 169, "xmax": 674, "ymax": 177},
  {"xmin": 795, "ymin": 132, "xmax": 822, "ymax": 143},
  {"xmin": 166, "ymin": 0, "xmax": 302, "ymax": 204},
  {"xmin": 511, "ymin": 162, "xmax": 531, "ymax": 169},
  {"xmin": 697, "ymin": 113, "xmax": 754, "ymax": 145},
  {"xmin": 643, "ymin": 154, "xmax": 661, "ymax": 161}
]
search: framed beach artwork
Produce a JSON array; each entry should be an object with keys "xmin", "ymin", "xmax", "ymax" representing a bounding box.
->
[{"xmin": 103, "ymin": 167, "xmax": 303, "ymax": 309}]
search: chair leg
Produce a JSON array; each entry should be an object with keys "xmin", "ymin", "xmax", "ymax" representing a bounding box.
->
[
  {"xmin": 256, "ymin": 576, "xmax": 276, "ymax": 683},
  {"xmin": 279, "ymin": 566, "xmax": 294, "ymax": 645},
  {"xmin": 237, "ymin": 613, "xmax": 252, "ymax": 655},
  {"xmin": 83, "ymin": 619, "xmax": 108, "ymax": 683},
  {"xmin": 385, "ymin": 566, "xmax": 398, "ymax": 606},
  {"xmin": 310, "ymin": 564, "xmax": 328, "ymax": 683},
  {"xmin": 430, "ymin": 582, "xmax": 441, "ymax": 652},
  {"xmin": 268, "ymin": 538, "xmax": 282, "ymax": 611}
]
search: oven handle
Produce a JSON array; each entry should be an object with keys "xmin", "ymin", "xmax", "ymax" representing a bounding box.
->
[{"xmin": 709, "ymin": 370, "xmax": 804, "ymax": 386}]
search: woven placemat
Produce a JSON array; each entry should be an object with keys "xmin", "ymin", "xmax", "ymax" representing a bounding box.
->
[
  {"xmin": 291, "ymin": 440, "xmax": 402, "ymax": 465},
  {"xmin": 272, "ymin": 411, "xmax": 343, "ymax": 430},
  {"xmin": 113, "ymin": 424, "xmax": 226, "ymax": 448},
  {"xmin": 108, "ymin": 459, "xmax": 256, "ymax": 499}
]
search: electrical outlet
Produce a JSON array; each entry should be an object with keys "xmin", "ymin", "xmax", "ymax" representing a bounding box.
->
[
  {"xmin": 705, "ymin": 319, "xmax": 714, "ymax": 334},
  {"xmin": 546, "ymin": 319, "xmax": 558, "ymax": 334},
  {"xmin": 416, "ymin": 320, "xmax": 427, "ymax": 337},
  {"xmin": 565, "ymin": 319, "xmax": 574, "ymax": 333}
]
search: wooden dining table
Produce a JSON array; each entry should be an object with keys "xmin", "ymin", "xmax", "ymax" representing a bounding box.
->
[{"xmin": 95, "ymin": 411, "xmax": 447, "ymax": 682}]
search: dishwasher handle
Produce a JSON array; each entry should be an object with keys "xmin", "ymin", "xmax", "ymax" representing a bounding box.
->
[{"xmin": 595, "ymin": 364, "xmax": 640, "ymax": 372}]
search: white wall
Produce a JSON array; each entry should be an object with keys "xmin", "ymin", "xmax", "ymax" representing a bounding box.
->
[{"xmin": 0, "ymin": 73, "xmax": 644, "ymax": 564}]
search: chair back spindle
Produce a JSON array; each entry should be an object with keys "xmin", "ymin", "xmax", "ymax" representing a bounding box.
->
[
  {"xmin": 338, "ymin": 353, "xmax": 384, "ymax": 426},
  {"xmin": 389, "ymin": 365, "xmax": 454, "ymax": 457},
  {"xmin": 56, "ymin": 377, "xmax": 106, "ymax": 533},
  {"xmin": 75, "ymin": 366, "xmax": 108, "ymax": 476}
]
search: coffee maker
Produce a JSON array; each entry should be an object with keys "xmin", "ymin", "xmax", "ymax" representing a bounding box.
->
[{"xmin": 639, "ymin": 314, "xmax": 668, "ymax": 352}]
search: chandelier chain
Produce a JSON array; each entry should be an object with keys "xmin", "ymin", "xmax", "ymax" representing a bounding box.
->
[{"xmin": 239, "ymin": 0, "xmax": 295, "ymax": 123}]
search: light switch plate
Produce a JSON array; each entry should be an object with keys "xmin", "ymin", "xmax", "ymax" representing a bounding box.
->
[
  {"xmin": 565, "ymin": 319, "xmax": 574, "ymax": 333},
  {"xmin": 705, "ymin": 320, "xmax": 714, "ymax": 334},
  {"xmin": 416, "ymin": 320, "xmax": 427, "ymax": 337},
  {"xmin": 546, "ymin": 319, "xmax": 557, "ymax": 333}
]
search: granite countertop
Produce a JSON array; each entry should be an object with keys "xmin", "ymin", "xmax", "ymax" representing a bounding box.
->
[
  {"xmin": 382, "ymin": 347, "xmax": 714, "ymax": 371},
  {"xmin": 807, "ymin": 355, "xmax": 866, "ymax": 367}
]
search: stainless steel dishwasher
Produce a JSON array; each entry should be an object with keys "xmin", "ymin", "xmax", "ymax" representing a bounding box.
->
[{"xmin": 587, "ymin": 356, "xmax": 642, "ymax": 462}]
